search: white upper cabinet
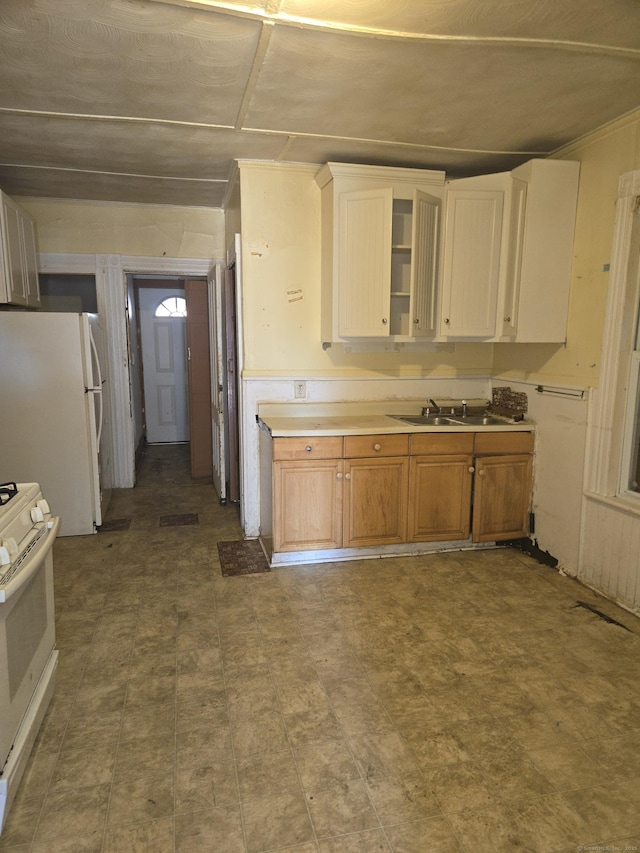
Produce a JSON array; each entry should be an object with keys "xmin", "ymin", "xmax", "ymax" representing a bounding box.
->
[
  {"xmin": 0, "ymin": 191, "xmax": 40, "ymax": 308},
  {"xmin": 506, "ymin": 159, "xmax": 580, "ymax": 343},
  {"xmin": 317, "ymin": 158, "xmax": 579, "ymax": 345},
  {"xmin": 316, "ymin": 163, "xmax": 445, "ymax": 343},
  {"xmin": 439, "ymin": 174, "xmax": 508, "ymax": 338},
  {"xmin": 439, "ymin": 160, "xmax": 579, "ymax": 342}
]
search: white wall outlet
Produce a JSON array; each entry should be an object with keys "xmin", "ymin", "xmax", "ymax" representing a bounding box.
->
[{"xmin": 294, "ymin": 380, "xmax": 306, "ymax": 399}]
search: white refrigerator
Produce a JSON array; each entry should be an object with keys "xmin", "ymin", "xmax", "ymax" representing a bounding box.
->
[{"xmin": 0, "ymin": 312, "xmax": 112, "ymax": 535}]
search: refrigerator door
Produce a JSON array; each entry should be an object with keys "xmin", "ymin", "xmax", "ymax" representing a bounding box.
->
[
  {"xmin": 79, "ymin": 315, "xmax": 111, "ymax": 528},
  {"xmin": 0, "ymin": 313, "xmax": 96, "ymax": 535}
]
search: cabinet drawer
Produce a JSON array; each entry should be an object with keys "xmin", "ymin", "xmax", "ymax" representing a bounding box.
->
[
  {"xmin": 272, "ymin": 436, "xmax": 343, "ymax": 461},
  {"xmin": 410, "ymin": 433, "xmax": 474, "ymax": 455},
  {"xmin": 474, "ymin": 431, "xmax": 534, "ymax": 455},
  {"xmin": 344, "ymin": 434, "xmax": 409, "ymax": 458}
]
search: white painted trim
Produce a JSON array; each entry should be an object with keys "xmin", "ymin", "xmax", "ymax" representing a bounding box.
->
[
  {"xmin": 38, "ymin": 253, "xmax": 98, "ymax": 273},
  {"xmin": 583, "ymin": 169, "xmax": 640, "ymax": 497},
  {"xmin": 36, "ymin": 253, "xmax": 222, "ymax": 488}
]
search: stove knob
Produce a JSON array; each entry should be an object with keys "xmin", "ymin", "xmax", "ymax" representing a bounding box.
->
[
  {"xmin": 0, "ymin": 546, "xmax": 10, "ymax": 566},
  {"xmin": 30, "ymin": 506, "xmax": 45, "ymax": 523},
  {"xmin": 37, "ymin": 499, "xmax": 51, "ymax": 516},
  {"xmin": 3, "ymin": 538, "xmax": 17, "ymax": 556}
]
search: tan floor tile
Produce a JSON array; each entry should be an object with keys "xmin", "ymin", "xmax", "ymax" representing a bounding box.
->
[
  {"xmin": 119, "ymin": 699, "xmax": 176, "ymax": 742},
  {"xmin": 447, "ymin": 803, "xmax": 532, "ymax": 852},
  {"xmin": 365, "ymin": 772, "xmax": 441, "ymax": 824},
  {"xmin": 284, "ymin": 706, "xmax": 344, "ymax": 748},
  {"xmin": 562, "ymin": 781, "xmax": 640, "ymax": 838},
  {"xmin": 306, "ymin": 778, "xmax": 380, "ymax": 839},
  {"xmin": 175, "ymin": 803, "xmax": 245, "ymax": 853},
  {"xmin": 103, "ymin": 816, "xmax": 174, "ymax": 853},
  {"xmin": 107, "ymin": 774, "xmax": 174, "ymax": 827},
  {"xmin": 294, "ymin": 739, "xmax": 361, "ymax": 792},
  {"xmin": 349, "ymin": 732, "xmax": 421, "ymax": 780},
  {"xmin": 114, "ymin": 733, "xmax": 175, "ymax": 780},
  {"xmin": 34, "ymin": 784, "xmax": 110, "ymax": 844},
  {"xmin": 175, "ymin": 760, "xmax": 239, "ymax": 812},
  {"xmin": 232, "ymin": 713, "xmax": 290, "ymax": 759},
  {"xmin": 50, "ymin": 745, "xmax": 117, "ymax": 792},
  {"xmin": 242, "ymin": 790, "xmax": 315, "ymax": 852},
  {"xmin": 384, "ymin": 815, "xmax": 464, "ymax": 852},
  {"xmin": 509, "ymin": 792, "xmax": 593, "ymax": 849},
  {"xmin": 318, "ymin": 830, "xmax": 391, "ymax": 852},
  {"xmin": 525, "ymin": 743, "xmax": 609, "ymax": 790},
  {"xmin": 237, "ymin": 748, "xmax": 301, "ymax": 801}
]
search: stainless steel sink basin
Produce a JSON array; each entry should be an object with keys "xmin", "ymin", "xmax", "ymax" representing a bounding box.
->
[
  {"xmin": 446, "ymin": 415, "xmax": 509, "ymax": 426},
  {"xmin": 391, "ymin": 413, "xmax": 513, "ymax": 427},
  {"xmin": 392, "ymin": 415, "xmax": 456, "ymax": 426}
]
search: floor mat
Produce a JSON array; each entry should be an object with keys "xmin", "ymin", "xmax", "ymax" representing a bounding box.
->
[
  {"xmin": 159, "ymin": 513, "xmax": 199, "ymax": 527},
  {"xmin": 217, "ymin": 539, "xmax": 270, "ymax": 576}
]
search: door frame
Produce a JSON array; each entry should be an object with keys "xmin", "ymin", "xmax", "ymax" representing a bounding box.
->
[{"xmin": 62, "ymin": 254, "xmax": 216, "ymax": 488}]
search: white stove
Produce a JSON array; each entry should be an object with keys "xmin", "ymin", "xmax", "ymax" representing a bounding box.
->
[{"xmin": 0, "ymin": 482, "xmax": 59, "ymax": 834}]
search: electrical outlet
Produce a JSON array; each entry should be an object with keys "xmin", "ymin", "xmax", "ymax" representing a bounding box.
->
[{"xmin": 294, "ymin": 380, "xmax": 306, "ymax": 399}]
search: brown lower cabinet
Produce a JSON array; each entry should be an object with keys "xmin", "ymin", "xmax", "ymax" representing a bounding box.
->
[{"xmin": 270, "ymin": 430, "xmax": 533, "ymax": 553}]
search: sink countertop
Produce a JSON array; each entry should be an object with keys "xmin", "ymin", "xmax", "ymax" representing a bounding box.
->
[{"xmin": 259, "ymin": 414, "xmax": 534, "ymax": 437}]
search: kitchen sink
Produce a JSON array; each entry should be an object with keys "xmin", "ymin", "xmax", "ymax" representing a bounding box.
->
[
  {"xmin": 446, "ymin": 415, "xmax": 510, "ymax": 426},
  {"xmin": 391, "ymin": 413, "xmax": 513, "ymax": 427},
  {"xmin": 392, "ymin": 415, "xmax": 457, "ymax": 426}
]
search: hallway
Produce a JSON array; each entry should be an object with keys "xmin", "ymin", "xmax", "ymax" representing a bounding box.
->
[{"xmin": 2, "ymin": 444, "xmax": 640, "ymax": 851}]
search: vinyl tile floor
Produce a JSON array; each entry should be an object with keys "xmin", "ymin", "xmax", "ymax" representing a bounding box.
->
[{"xmin": 2, "ymin": 444, "xmax": 640, "ymax": 852}]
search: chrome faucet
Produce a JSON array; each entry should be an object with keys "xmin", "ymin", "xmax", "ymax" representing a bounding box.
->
[
  {"xmin": 461, "ymin": 400, "xmax": 468, "ymax": 418},
  {"xmin": 422, "ymin": 398, "xmax": 442, "ymax": 416}
]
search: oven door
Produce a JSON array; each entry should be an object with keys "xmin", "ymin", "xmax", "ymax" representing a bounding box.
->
[{"xmin": 0, "ymin": 518, "xmax": 58, "ymax": 769}]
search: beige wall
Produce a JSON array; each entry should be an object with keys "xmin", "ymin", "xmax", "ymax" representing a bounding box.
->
[
  {"xmin": 493, "ymin": 109, "xmax": 640, "ymax": 388},
  {"xmin": 237, "ymin": 160, "xmax": 494, "ymax": 379},
  {"xmin": 20, "ymin": 198, "xmax": 224, "ymax": 260}
]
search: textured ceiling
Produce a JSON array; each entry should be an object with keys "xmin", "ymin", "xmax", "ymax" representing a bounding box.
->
[{"xmin": 0, "ymin": 0, "xmax": 638, "ymax": 208}]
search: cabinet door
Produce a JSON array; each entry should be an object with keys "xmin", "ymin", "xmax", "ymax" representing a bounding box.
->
[
  {"xmin": 273, "ymin": 459, "xmax": 343, "ymax": 552},
  {"xmin": 343, "ymin": 456, "xmax": 408, "ymax": 547},
  {"xmin": 408, "ymin": 454, "xmax": 473, "ymax": 542},
  {"xmin": 472, "ymin": 453, "xmax": 532, "ymax": 543},
  {"xmin": 510, "ymin": 159, "xmax": 580, "ymax": 343},
  {"xmin": 338, "ymin": 188, "xmax": 393, "ymax": 337},
  {"xmin": 1, "ymin": 195, "xmax": 28, "ymax": 305},
  {"xmin": 20, "ymin": 215, "xmax": 40, "ymax": 307},
  {"xmin": 410, "ymin": 189, "xmax": 441, "ymax": 336},
  {"xmin": 440, "ymin": 188, "xmax": 503, "ymax": 337},
  {"xmin": 499, "ymin": 178, "xmax": 526, "ymax": 338}
]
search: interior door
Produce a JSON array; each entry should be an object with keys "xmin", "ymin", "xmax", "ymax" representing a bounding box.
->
[
  {"xmin": 209, "ymin": 265, "xmax": 227, "ymax": 503},
  {"xmin": 139, "ymin": 287, "xmax": 189, "ymax": 443},
  {"xmin": 185, "ymin": 279, "xmax": 213, "ymax": 479}
]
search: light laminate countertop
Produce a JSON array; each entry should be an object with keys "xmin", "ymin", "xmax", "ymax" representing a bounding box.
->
[{"xmin": 259, "ymin": 414, "xmax": 534, "ymax": 437}]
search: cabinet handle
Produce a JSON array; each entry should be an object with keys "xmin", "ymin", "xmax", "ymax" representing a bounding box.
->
[
  {"xmin": 478, "ymin": 469, "xmax": 485, "ymax": 476},
  {"xmin": 444, "ymin": 318, "xmax": 450, "ymax": 325},
  {"xmin": 337, "ymin": 472, "xmax": 343, "ymax": 479},
  {"xmin": 504, "ymin": 316, "xmax": 511, "ymax": 323},
  {"xmin": 381, "ymin": 318, "xmax": 388, "ymax": 324},
  {"xmin": 414, "ymin": 318, "xmax": 419, "ymax": 324},
  {"xmin": 305, "ymin": 445, "xmax": 312, "ymax": 452},
  {"xmin": 468, "ymin": 466, "xmax": 475, "ymax": 473},
  {"xmin": 345, "ymin": 473, "xmax": 351, "ymax": 480},
  {"xmin": 374, "ymin": 443, "xmax": 381, "ymax": 451}
]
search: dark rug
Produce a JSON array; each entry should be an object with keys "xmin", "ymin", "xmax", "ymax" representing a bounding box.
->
[
  {"xmin": 159, "ymin": 513, "xmax": 199, "ymax": 527},
  {"xmin": 99, "ymin": 518, "xmax": 131, "ymax": 532},
  {"xmin": 217, "ymin": 540, "xmax": 270, "ymax": 576}
]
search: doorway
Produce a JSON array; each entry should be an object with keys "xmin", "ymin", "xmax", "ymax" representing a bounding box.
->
[{"xmin": 129, "ymin": 275, "xmax": 212, "ymax": 480}]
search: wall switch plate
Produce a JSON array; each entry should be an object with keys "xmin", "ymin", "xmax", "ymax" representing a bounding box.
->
[{"xmin": 294, "ymin": 380, "xmax": 306, "ymax": 399}]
